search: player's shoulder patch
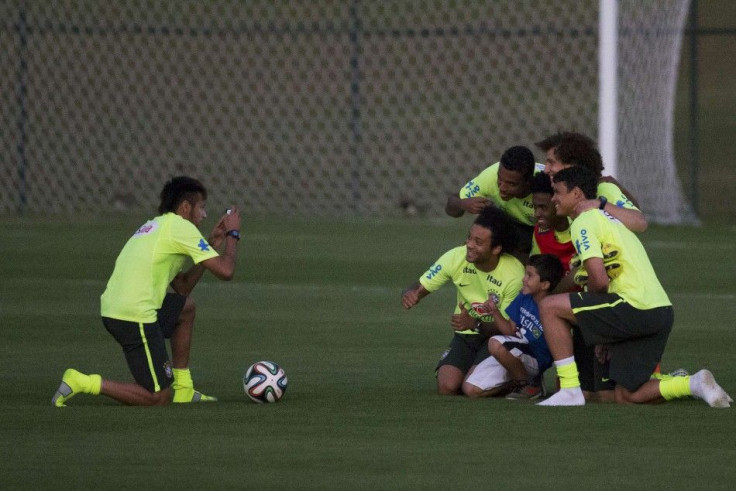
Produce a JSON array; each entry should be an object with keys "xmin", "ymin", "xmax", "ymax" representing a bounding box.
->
[{"xmin": 132, "ymin": 220, "xmax": 158, "ymax": 237}]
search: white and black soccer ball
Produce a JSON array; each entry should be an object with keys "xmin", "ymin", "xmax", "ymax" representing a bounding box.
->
[{"xmin": 243, "ymin": 361, "xmax": 288, "ymax": 403}]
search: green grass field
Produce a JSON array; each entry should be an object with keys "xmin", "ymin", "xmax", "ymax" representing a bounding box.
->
[{"xmin": 1, "ymin": 215, "xmax": 735, "ymax": 488}]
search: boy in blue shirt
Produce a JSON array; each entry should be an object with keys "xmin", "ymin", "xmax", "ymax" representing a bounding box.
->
[{"xmin": 463, "ymin": 254, "xmax": 564, "ymax": 399}]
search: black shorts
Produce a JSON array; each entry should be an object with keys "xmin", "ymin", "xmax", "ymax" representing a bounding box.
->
[
  {"xmin": 573, "ymin": 330, "xmax": 615, "ymax": 393},
  {"xmin": 101, "ymin": 293, "xmax": 185, "ymax": 392},
  {"xmin": 436, "ymin": 333, "xmax": 491, "ymax": 373},
  {"xmin": 158, "ymin": 293, "xmax": 186, "ymax": 338},
  {"xmin": 570, "ymin": 292, "xmax": 674, "ymax": 391}
]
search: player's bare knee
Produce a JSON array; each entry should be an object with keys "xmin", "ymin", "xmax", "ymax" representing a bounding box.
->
[
  {"xmin": 181, "ymin": 296, "xmax": 196, "ymax": 319},
  {"xmin": 462, "ymin": 382, "xmax": 483, "ymax": 398},
  {"xmin": 488, "ymin": 338, "xmax": 503, "ymax": 357},
  {"xmin": 437, "ymin": 379, "xmax": 461, "ymax": 396}
]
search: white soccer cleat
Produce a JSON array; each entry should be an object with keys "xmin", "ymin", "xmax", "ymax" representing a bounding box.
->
[
  {"xmin": 537, "ymin": 387, "xmax": 585, "ymax": 406},
  {"xmin": 690, "ymin": 369, "xmax": 731, "ymax": 408}
]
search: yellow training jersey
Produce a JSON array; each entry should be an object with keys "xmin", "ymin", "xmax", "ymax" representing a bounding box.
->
[
  {"xmin": 419, "ymin": 246, "xmax": 524, "ymax": 334},
  {"xmin": 597, "ymin": 181, "xmax": 639, "ymax": 210},
  {"xmin": 458, "ymin": 162, "xmax": 545, "ymax": 226},
  {"xmin": 571, "ymin": 209, "xmax": 670, "ymax": 310},
  {"xmin": 100, "ymin": 213, "xmax": 219, "ymax": 323}
]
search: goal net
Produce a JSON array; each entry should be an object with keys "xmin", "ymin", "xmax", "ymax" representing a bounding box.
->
[{"xmin": 0, "ymin": 0, "xmax": 693, "ymax": 223}]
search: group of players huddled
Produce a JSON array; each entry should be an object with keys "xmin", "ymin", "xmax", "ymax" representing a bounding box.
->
[{"xmin": 402, "ymin": 132, "xmax": 732, "ymax": 407}]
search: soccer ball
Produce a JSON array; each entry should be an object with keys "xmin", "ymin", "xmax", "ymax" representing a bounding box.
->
[{"xmin": 243, "ymin": 361, "xmax": 288, "ymax": 403}]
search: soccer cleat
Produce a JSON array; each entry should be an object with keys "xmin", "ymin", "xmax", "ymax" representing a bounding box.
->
[
  {"xmin": 689, "ymin": 369, "xmax": 731, "ymax": 408},
  {"xmin": 52, "ymin": 368, "xmax": 90, "ymax": 407},
  {"xmin": 506, "ymin": 382, "xmax": 545, "ymax": 400},
  {"xmin": 173, "ymin": 388, "xmax": 218, "ymax": 403},
  {"xmin": 537, "ymin": 387, "xmax": 585, "ymax": 406}
]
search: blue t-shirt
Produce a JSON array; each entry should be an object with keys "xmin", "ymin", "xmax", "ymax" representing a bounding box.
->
[{"xmin": 504, "ymin": 293, "xmax": 553, "ymax": 372}]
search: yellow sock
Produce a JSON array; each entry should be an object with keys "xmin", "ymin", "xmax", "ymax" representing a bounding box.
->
[
  {"xmin": 555, "ymin": 357, "xmax": 581, "ymax": 389},
  {"xmin": 88, "ymin": 374, "xmax": 102, "ymax": 395},
  {"xmin": 172, "ymin": 368, "xmax": 193, "ymax": 390},
  {"xmin": 659, "ymin": 376, "xmax": 691, "ymax": 400}
]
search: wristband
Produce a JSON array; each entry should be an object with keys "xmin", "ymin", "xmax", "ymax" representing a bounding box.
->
[
  {"xmin": 225, "ymin": 229, "xmax": 241, "ymax": 241},
  {"xmin": 598, "ymin": 196, "xmax": 607, "ymax": 210}
]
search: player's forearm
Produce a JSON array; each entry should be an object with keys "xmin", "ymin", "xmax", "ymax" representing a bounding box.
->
[
  {"xmin": 174, "ymin": 264, "xmax": 207, "ymax": 296},
  {"xmin": 218, "ymin": 237, "xmax": 239, "ymax": 280},
  {"xmin": 476, "ymin": 319, "xmax": 500, "ymax": 337},
  {"xmin": 493, "ymin": 316, "xmax": 517, "ymax": 336},
  {"xmin": 604, "ymin": 206, "xmax": 648, "ymax": 232}
]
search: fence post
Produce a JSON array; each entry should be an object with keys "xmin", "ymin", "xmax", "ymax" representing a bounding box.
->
[{"xmin": 15, "ymin": 5, "xmax": 28, "ymax": 215}]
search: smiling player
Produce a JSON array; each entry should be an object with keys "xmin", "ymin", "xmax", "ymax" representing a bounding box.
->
[
  {"xmin": 401, "ymin": 206, "xmax": 524, "ymax": 396},
  {"xmin": 445, "ymin": 146, "xmax": 544, "ymax": 258}
]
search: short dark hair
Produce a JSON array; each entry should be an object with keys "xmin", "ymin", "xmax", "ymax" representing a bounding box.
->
[
  {"xmin": 529, "ymin": 172, "xmax": 553, "ymax": 195},
  {"xmin": 499, "ymin": 146, "xmax": 536, "ymax": 181},
  {"xmin": 535, "ymin": 131, "xmax": 597, "ymax": 153},
  {"xmin": 552, "ymin": 166, "xmax": 598, "ymax": 200},
  {"xmin": 158, "ymin": 176, "xmax": 207, "ymax": 214},
  {"xmin": 527, "ymin": 254, "xmax": 565, "ymax": 292},
  {"xmin": 473, "ymin": 206, "xmax": 518, "ymax": 254},
  {"xmin": 554, "ymin": 138, "xmax": 604, "ymax": 177}
]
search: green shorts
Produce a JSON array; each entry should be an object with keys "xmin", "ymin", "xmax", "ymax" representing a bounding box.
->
[{"xmin": 570, "ymin": 292, "xmax": 674, "ymax": 392}]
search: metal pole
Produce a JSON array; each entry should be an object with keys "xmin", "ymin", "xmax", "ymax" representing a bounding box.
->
[
  {"xmin": 598, "ymin": 0, "xmax": 618, "ymax": 178},
  {"xmin": 349, "ymin": 0, "xmax": 362, "ymax": 214}
]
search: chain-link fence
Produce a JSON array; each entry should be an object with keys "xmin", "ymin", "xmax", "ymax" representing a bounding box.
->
[{"xmin": 1, "ymin": 0, "xmax": 692, "ymax": 222}]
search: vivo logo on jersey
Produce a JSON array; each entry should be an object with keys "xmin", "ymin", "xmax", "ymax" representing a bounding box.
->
[
  {"xmin": 425, "ymin": 264, "xmax": 442, "ymax": 280},
  {"xmin": 133, "ymin": 221, "xmax": 158, "ymax": 237},
  {"xmin": 462, "ymin": 181, "xmax": 480, "ymax": 198},
  {"xmin": 486, "ymin": 275, "xmax": 502, "ymax": 287},
  {"xmin": 575, "ymin": 228, "xmax": 590, "ymax": 254}
]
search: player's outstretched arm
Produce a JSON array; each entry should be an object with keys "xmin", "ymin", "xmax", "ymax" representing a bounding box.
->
[
  {"xmin": 574, "ymin": 200, "xmax": 648, "ymax": 232},
  {"xmin": 602, "ymin": 206, "xmax": 648, "ymax": 232},
  {"xmin": 402, "ymin": 282, "xmax": 430, "ymax": 309},
  {"xmin": 446, "ymin": 194, "xmax": 493, "ymax": 217}
]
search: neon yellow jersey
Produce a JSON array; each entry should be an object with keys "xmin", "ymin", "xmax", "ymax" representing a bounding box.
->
[
  {"xmin": 597, "ymin": 181, "xmax": 639, "ymax": 210},
  {"xmin": 419, "ymin": 246, "xmax": 524, "ymax": 334},
  {"xmin": 571, "ymin": 209, "xmax": 670, "ymax": 309},
  {"xmin": 101, "ymin": 213, "xmax": 219, "ymax": 323},
  {"xmin": 458, "ymin": 162, "xmax": 544, "ymax": 226}
]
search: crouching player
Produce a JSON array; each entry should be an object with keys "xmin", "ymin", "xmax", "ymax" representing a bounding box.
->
[
  {"xmin": 463, "ymin": 254, "xmax": 563, "ymax": 399},
  {"xmin": 538, "ymin": 166, "xmax": 732, "ymax": 407}
]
